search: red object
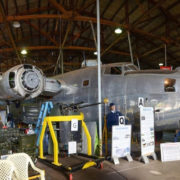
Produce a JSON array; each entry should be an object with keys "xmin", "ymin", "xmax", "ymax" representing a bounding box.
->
[
  {"xmin": 100, "ymin": 163, "xmax": 103, "ymax": 169},
  {"xmin": 2, "ymin": 126, "xmax": 7, "ymax": 129},
  {"xmin": 160, "ymin": 66, "xmax": 172, "ymax": 70},
  {"xmin": 69, "ymin": 174, "xmax": 73, "ymax": 180},
  {"xmin": 25, "ymin": 129, "xmax": 29, "ymax": 134}
]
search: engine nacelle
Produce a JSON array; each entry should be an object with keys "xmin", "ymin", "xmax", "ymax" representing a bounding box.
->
[{"xmin": 0, "ymin": 64, "xmax": 44, "ymax": 100}]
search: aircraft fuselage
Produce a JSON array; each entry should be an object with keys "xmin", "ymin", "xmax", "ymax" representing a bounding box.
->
[{"xmin": 52, "ymin": 63, "xmax": 180, "ymax": 131}]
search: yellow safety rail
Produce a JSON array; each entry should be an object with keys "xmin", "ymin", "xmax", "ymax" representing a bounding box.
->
[{"xmin": 39, "ymin": 112, "xmax": 92, "ymax": 166}]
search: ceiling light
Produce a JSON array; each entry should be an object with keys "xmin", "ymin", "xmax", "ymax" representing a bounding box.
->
[
  {"xmin": 94, "ymin": 51, "xmax": 97, "ymax": 55},
  {"xmin": 159, "ymin": 63, "xmax": 163, "ymax": 66},
  {"xmin": 114, "ymin": 27, "xmax": 122, "ymax": 34},
  {"xmin": 13, "ymin": 21, "xmax": 20, "ymax": 28},
  {"xmin": 21, "ymin": 49, "xmax": 27, "ymax": 55}
]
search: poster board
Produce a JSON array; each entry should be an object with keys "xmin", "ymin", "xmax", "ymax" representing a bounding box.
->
[
  {"xmin": 161, "ymin": 143, "xmax": 180, "ymax": 162},
  {"xmin": 0, "ymin": 111, "xmax": 6, "ymax": 125},
  {"xmin": 111, "ymin": 125, "xmax": 131, "ymax": 158},
  {"xmin": 140, "ymin": 107, "xmax": 155, "ymax": 156},
  {"xmin": 68, "ymin": 141, "xmax": 77, "ymax": 154}
]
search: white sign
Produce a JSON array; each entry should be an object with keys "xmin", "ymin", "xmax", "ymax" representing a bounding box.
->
[
  {"xmin": 161, "ymin": 143, "xmax": 180, "ymax": 162},
  {"xmin": 112, "ymin": 125, "xmax": 131, "ymax": 158},
  {"xmin": 140, "ymin": 107, "xmax": 155, "ymax": 156},
  {"xmin": 119, "ymin": 116, "xmax": 125, "ymax": 125},
  {"xmin": 71, "ymin": 119, "xmax": 78, "ymax": 131},
  {"xmin": 68, "ymin": 141, "xmax": 77, "ymax": 154},
  {"xmin": 0, "ymin": 111, "xmax": 6, "ymax": 125},
  {"xmin": 138, "ymin": 97, "xmax": 144, "ymax": 108}
]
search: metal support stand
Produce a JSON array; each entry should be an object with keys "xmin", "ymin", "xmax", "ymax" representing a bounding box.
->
[
  {"xmin": 151, "ymin": 152, "xmax": 157, "ymax": 160},
  {"xmin": 113, "ymin": 157, "xmax": 119, "ymax": 165},
  {"xmin": 126, "ymin": 154, "xmax": 133, "ymax": 162},
  {"xmin": 38, "ymin": 113, "xmax": 104, "ymax": 179},
  {"xmin": 139, "ymin": 152, "xmax": 157, "ymax": 164},
  {"xmin": 113, "ymin": 154, "xmax": 133, "ymax": 165}
]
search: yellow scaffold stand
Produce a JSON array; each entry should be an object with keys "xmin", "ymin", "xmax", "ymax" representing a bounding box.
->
[{"xmin": 38, "ymin": 112, "xmax": 104, "ymax": 179}]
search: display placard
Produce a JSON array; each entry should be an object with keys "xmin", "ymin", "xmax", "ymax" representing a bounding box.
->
[
  {"xmin": 119, "ymin": 116, "xmax": 125, "ymax": 125},
  {"xmin": 71, "ymin": 119, "xmax": 78, "ymax": 131},
  {"xmin": 111, "ymin": 125, "xmax": 131, "ymax": 158},
  {"xmin": 68, "ymin": 141, "xmax": 77, "ymax": 154},
  {"xmin": 161, "ymin": 143, "xmax": 180, "ymax": 162},
  {"xmin": 140, "ymin": 107, "xmax": 155, "ymax": 156},
  {"xmin": 138, "ymin": 97, "xmax": 144, "ymax": 108}
]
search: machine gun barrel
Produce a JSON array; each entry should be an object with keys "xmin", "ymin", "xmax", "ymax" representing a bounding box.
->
[
  {"xmin": 79, "ymin": 102, "xmax": 102, "ymax": 109},
  {"xmin": 58, "ymin": 102, "xmax": 102, "ymax": 114},
  {"xmin": 69, "ymin": 101, "xmax": 84, "ymax": 107}
]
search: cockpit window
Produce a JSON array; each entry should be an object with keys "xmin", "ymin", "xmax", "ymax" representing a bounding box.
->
[
  {"xmin": 124, "ymin": 65, "xmax": 138, "ymax": 71},
  {"xmin": 104, "ymin": 67, "xmax": 122, "ymax": 75}
]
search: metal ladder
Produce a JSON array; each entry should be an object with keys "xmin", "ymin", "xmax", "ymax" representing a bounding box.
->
[{"xmin": 35, "ymin": 101, "xmax": 53, "ymax": 147}]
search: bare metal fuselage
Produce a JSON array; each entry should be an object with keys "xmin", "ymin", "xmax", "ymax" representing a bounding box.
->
[{"xmin": 52, "ymin": 63, "xmax": 180, "ymax": 131}]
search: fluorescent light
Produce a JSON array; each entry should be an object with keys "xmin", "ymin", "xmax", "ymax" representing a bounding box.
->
[
  {"xmin": 114, "ymin": 27, "xmax": 122, "ymax": 34},
  {"xmin": 159, "ymin": 63, "xmax": 163, "ymax": 66},
  {"xmin": 94, "ymin": 51, "xmax": 97, "ymax": 55},
  {"xmin": 21, "ymin": 49, "xmax": 27, "ymax": 55},
  {"xmin": 13, "ymin": 21, "xmax": 20, "ymax": 28}
]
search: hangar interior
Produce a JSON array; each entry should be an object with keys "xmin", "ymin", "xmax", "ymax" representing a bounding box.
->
[{"xmin": 0, "ymin": 0, "xmax": 180, "ymax": 180}]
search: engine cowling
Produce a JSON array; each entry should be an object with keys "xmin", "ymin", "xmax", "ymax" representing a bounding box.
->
[{"xmin": 0, "ymin": 64, "xmax": 44, "ymax": 100}]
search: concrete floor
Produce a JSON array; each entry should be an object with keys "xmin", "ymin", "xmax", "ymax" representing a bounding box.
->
[
  {"xmin": 36, "ymin": 135, "xmax": 180, "ymax": 180},
  {"xmin": 37, "ymin": 158, "xmax": 180, "ymax": 180}
]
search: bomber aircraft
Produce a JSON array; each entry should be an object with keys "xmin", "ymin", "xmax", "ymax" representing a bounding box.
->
[{"xmin": 1, "ymin": 62, "xmax": 180, "ymax": 133}]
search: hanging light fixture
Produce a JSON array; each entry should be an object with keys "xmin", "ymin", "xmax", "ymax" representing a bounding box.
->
[
  {"xmin": 114, "ymin": 27, "xmax": 122, "ymax": 34},
  {"xmin": 94, "ymin": 51, "xmax": 97, "ymax": 55},
  {"xmin": 21, "ymin": 49, "xmax": 27, "ymax": 55},
  {"xmin": 13, "ymin": 21, "xmax": 21, "ymax": 28}
]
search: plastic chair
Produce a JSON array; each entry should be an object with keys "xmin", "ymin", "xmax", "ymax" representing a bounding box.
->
[
  {"xmin": 7, "ymin": 153, "xmax": 45, "ymax": 180},
  {"xmin": 0, "ymin": 160, "xmax": 16, "ymax": 180}
]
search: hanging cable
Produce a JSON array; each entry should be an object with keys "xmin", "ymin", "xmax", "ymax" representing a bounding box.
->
[
  {"xmin": 89, "ymin": 20, "xmax": 97, "ymax": 49},
  {"xmin": 165, "ymin": 44, "xmax": 167, "ymax": 66},
  {"xmin": 53, "ymin": 15, "xmax": 62, "ymax": 75},
  {"xmin": 136, "ymin": 57, "xmax": 140, "ymax": 70},
  {"xmin": 127, "ymin": 31, "xmax": 134, "ymax": 64}
]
